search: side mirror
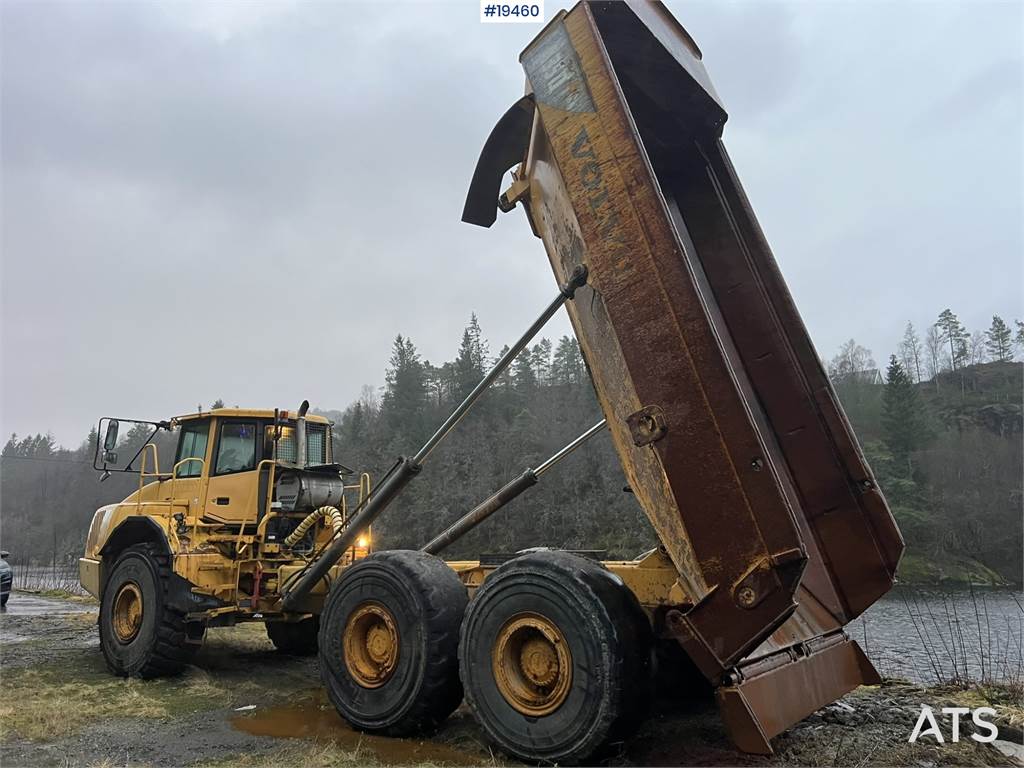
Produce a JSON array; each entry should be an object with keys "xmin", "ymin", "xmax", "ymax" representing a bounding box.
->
[
  {"xmin": 0, "ymin": 551, "xmax": 9, "ymax": 559},
  {"xmin": 103, "ymin": 420, "xmax": 120, "ymax": 451}
]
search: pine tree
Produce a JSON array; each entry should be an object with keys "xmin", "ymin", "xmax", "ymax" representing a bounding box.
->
[
  {"xmin": 381, "ymin": 334, "xmax": 428, "ymax": 445},
  {"xmin": 882, "ymin": 355, "xmax": 926, "ymax": 470},
  {"xmin": 492, "ymin": 345, "xmax": 514, "ymax": 390},
  {"xmin": 935, "ymin": 309, "xmax": 969, "ymax": 370},
  {"xmin": 985, "ymin": 315, "xmax": 1013, "ymax": 362},
  {"xmin": 1015, "ymin": 320, "xmax": 1024, "ymax": 356},
  {"xmin": 454, "ymin": 324, "xmax": 485, "ymax": 402},
  {"xmin": 513, "ymin": 351, "xmax": 537, "ymax": 393},
  {"xmin": 551, "ymin": 336, "xmax": 584, "ymax": 385},
  {"xmin": 466, "ymin": 313, "xmax": 489, "ymax": 372},
  {"xmin": 344, "ymin": 401, "xmax": 366, "ymax": 444},
  {"xmin": 531, "ymin": 338, "xmax": 552, "ymax": 385}
]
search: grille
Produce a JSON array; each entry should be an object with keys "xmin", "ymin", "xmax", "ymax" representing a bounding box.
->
[{"xmin": 306, "ymin": 425, "xmax": 327, "ymax": 465}]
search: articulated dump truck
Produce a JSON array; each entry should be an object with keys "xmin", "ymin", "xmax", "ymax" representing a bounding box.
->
[{"xmin": 80, "ymin": 2, "xmax": 902, "ymax": 764}]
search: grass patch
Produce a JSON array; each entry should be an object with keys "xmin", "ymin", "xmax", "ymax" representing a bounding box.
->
[
  {"xmin": 897, "ymin": 552, "xmax": 1007, "ymax": 586},
  {"xmin": 203, "ymin": 742, "xmax": 384, "ymax": 768},
  {"xmin": 0, "ymin": 659, "xmax": 231, "ymax": 742},
  {"xmin": 0, "ymin": 622, "xmax": 315, "ymax": 744},
  {"xmin": 18, "ymin": 587, "xmax": 98, "ymax": 604},
  {"xmin": 938, "ymin": 680, "xmax": 1024, "ymax": 731}
]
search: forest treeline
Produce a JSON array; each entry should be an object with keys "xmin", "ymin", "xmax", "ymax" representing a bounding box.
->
[{"xmin": 2, "ymin": 310, "xmax": 1022, "ymax": 584}]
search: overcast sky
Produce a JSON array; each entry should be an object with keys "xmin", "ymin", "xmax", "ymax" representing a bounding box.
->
[{"xmin": 2, "ymin": 0, "xmax": 1021, "ymax": 447}]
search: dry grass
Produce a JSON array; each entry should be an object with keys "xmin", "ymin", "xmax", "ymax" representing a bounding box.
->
[
  {"xmin": 202, "ymin": 742, "xmax": 384, "ymax": 768},
  {"xmin": 200, "ymin": 740, "xmax": 486, "ymax": 768},
  {"xmin": 0, "ymin": 663, "xmax": 230, "ymax": 742},
  {"xmin": 25, "ymin": 588, "xmax": 99, "ymax": 604}
]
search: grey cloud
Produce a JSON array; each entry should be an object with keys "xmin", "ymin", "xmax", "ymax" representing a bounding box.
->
[{"xmin": 2, "ymin": 1, "xmax": 1021, "ymax": 446}]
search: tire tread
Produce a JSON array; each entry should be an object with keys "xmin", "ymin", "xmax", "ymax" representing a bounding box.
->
[{"xmin": 101, "ymin": 542, "xmax": 201, "ymax": 678}]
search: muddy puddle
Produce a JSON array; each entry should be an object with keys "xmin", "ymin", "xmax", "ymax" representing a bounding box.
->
[{"xmin": 231, "ymin": 694, "xmax": 484, "ymax": 766}]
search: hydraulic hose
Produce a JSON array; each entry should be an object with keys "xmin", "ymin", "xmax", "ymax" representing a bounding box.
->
[{"xmin": 284, "ymin": 506, "xmax": 345, "ymax": 548}]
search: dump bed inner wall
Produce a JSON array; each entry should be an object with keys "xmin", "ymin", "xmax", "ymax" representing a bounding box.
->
[{"xmin": 591, "ymin": 1, "xmax": 903, "ymax": 622}]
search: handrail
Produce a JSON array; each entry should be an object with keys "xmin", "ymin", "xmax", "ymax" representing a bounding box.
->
[
  {"xmin": 240, "ymin": 459, "xmax": 278, "ymax": 554},
  {"xmin": 137, "ymin": 444, "xmax": 162, "ymax": 517},
  {"xmin": 168, "ymin": 457, "xmax": 205, "ymax": 536},
  {"xmin": 359, "ymin": 472, "xmax": 373, "ymax": 554},
  {"xmin": 341, "ymin": 472, "xmax": 374, "ymax": 559}
]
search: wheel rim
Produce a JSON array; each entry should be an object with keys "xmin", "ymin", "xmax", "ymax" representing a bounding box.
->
[
  {"xmin": 343, "ymin": 601, "xmax": 400, "ymax": 688},
  {"xmin": 493, "ymin": 612, "xmax": 572, "ymax": 716},
  {"xmin": 112, "ymin": 582, "xmax": 144, "ymax": 643}
]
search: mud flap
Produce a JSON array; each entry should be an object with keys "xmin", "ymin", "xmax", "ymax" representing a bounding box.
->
[
  {"xmin": 462, "ymin": 94, "xmax": 535, "ymax": 228},
  {"xmin": 716, "ymin": 635, "xmax": 881, "ymax": 754}
]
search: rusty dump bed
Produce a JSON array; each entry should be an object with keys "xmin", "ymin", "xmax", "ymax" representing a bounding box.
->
[{"xmin": 464, "ymin": 0, "xmax": 904, "ymax": 753}]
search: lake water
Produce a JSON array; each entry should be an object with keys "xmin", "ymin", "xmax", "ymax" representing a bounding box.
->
[
  {"xmin": 849, "ymin": 586, "xmax": 1023, "ymax": 685},
  {"xmin": 11, "ymin": 564, "xmax": 1023, "ymax": 686}
]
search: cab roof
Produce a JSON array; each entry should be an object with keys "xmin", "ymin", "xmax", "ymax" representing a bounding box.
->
[{"xmin": 174, "ymin": 408, "xmax": 331, "ymax": 424}]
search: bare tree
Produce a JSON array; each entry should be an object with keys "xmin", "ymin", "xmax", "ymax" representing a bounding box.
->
[
  {"xmin": 828, "ymin": 339, "xmax": 876, "ymax": 382},
  {"xmin": 924, "ymin": 324, "xmax": 944, "ymax": 379},
  {"xmin": 358, "ymin": 384, "xmax": 380, "ymax": 415},
  {"xmin": 969, "ymin": 330, "xmax": 987, "ymax": 366},
  {"xmin": 899, "ymin": 322, "xmax": 924, "ymax": 382}
]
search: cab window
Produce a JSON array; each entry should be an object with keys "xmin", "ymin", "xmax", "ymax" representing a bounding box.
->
[
  {"xmin": 175, "ymin": 420, "xmax": 210, "ymax": 478},
  {"xmin": 215, "ymin": 421, "xmax": 257, "ymax": 475}
]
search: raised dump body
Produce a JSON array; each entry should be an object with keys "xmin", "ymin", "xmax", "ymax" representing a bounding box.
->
[{"xmin": 464, "ymin": 0, "xmax": 904, "ymax": 752}]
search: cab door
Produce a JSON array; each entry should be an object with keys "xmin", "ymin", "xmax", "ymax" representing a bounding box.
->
[
  {"xmin": 203, "ymin": 419, "xmax": 260, "ymax": 525},
  {"xmin": 171, "ymin": 418, "xmax": 211, "ymax": 518}
]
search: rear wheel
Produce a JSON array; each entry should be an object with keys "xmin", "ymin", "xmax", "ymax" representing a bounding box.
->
[
  {"xmin": 459, "ymin": 551, "xmax": 652, "ymax": 765},
  {"xmin": 266, "ymin": 616, "xmax": 319, "ymax": 655},
  {"xmin": 99, "ymin": 543, "xmax": 204, "ymax": 678},
  {"xmin": 318, "ymin": 550, "xmax": 467, "ymax": 736}
]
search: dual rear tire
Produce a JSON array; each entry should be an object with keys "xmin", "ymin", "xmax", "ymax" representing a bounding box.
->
[
  {"xmin": 318, "ymin": 550, "xmax": 467, "ymax": 736},
  {"xmin": 319, "ymin": 549, "xmax": 651, "ymax": 764}
]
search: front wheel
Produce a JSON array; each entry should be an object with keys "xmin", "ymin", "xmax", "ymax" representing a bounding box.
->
[
  {"xmin": 459, "ymin": 551, "xmax": 652, "ymax": 765},
  {"xmin": 99, "ymin": 543, "xmax": 204, "ymax": 678},
  {"xmin": 318, "ymin": 550, "xmax": 467, "ymax": 736}
]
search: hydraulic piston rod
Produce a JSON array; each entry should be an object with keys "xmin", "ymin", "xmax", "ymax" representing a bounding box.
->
[
  {"xmin": 421, "ymin": 419, "xmax": 606, "ymax": 555},
  {"xmin": 280, "ymin": 264, "xmax": 588, "ymax": 610}
]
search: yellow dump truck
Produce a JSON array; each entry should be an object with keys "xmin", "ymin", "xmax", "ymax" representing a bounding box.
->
[{"xmin": 81, "ymin": 2, "xmax": 903, "ymax": 763}]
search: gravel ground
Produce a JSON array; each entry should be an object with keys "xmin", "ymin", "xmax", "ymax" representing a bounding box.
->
[{"xmin": 0, "ymin": 592, "xmax": 1020, "ymax": 767}]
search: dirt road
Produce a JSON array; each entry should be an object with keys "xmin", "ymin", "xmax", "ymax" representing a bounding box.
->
[{"xmin": 0, "ymin": 592, "xmax": 1019, "ymax": 767}]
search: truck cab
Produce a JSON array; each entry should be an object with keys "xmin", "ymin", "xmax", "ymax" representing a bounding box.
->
[
  {"xmin": 79, "ymin": 405, "xmax": 371, "ymax": 678},
  {"xmin": 169, "ymin": 409, "xmax": 333, "ymax": 526}
]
